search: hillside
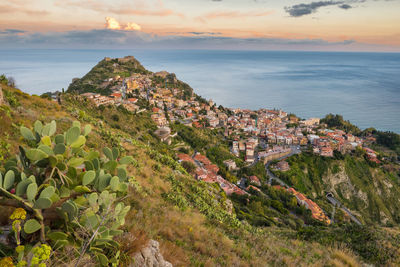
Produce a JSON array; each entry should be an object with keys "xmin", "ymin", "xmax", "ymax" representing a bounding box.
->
[
  {"xmin": 1, "ymin": 58, "xmax": 400, "ymax": 266},
  {"xmin": 67, "ymin": 56, "xmax": 194, "ymax": 99}
]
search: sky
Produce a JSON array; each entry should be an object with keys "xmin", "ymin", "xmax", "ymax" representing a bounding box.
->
[{"xmin": 0, "ymin": 0, "xmax": 399, "ymax": 51}]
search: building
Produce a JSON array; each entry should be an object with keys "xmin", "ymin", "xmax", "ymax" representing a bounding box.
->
[
  {"xmin": 277, "ymin": 161, "xmax": 290, "ymax": 172},
  {"xmin": 320, "ymin": 147, "xmax": 333, "ymax": 157},
  {"xmin": 302, "ymin": 118, "xmax": 320, "ymax": 126},
  {"xmin": 223, "ymin": 159, "xmax": 237, "ymax": 170},
  {"xmin": 248, "ymin": 176, "xmax": 261, "ymax": 186}
]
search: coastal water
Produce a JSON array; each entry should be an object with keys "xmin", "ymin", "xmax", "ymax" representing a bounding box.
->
[{"xmin": 0, "ymin": 49, "xmax": 399, "ymax": 133}]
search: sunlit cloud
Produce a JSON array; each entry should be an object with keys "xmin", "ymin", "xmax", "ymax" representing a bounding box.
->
[
  {"xmin": 105, "ymin": 17, "xmax": 121, "ymax": 30},
  {"xmin": 105, "ymin": 17, "xmax": 141, "ymax": 31},
  {"xmin": 125, "ymin": 22, "xmax": 142, "ymax": 31}
]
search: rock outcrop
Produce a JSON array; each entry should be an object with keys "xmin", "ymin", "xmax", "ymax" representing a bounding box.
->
[{"xmin": 130, "ymin": 240, "xmax": 172, "ymax": 267}]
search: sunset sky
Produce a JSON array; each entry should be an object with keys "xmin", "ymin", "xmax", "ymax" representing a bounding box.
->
[{"xmin": 1, "ymin": 0, "xmax": 399, "ymax": 51}]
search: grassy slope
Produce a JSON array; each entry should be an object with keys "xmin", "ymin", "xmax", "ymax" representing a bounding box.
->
[{"xmin": 0, "ymin": 85, "xmax": 376, "ymax": 266}]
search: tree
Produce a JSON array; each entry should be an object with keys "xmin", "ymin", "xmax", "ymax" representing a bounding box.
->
[
  {"xmin": 0, "ymin": 74, "xmax": 8, "ymax": 85},
  {"xmin": 7, "ymin": 76, "xmax": 16, "ymax": 88}
]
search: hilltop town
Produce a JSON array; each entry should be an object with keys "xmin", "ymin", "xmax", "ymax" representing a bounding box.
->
[{"xmin": 74, "ymin": 56, "xmax": 383, "ymax": 224}]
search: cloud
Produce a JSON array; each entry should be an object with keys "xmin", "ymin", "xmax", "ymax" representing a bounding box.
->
[
  {"xmin": 105, "ymin": 17, "xmax": 141, "ymax": 31},
  {"xmin": 188, "ymin": 32, "xmax": 222, "ymax": 35},
  {"xmin": 285, "ymin": 1, "xmax": 343, "ymax": 17},
  {"xmin": 0, "ymin": 28, "xmax": 26, "ymax": 34},
  {"xmin": 284, "ymin": 0, "xmax": 395, "ymax": 17},
  {"xmin": 0, "ymin": 28, "xmax": 359, "ymax": 50},
  {"xmin": 105, "ymin": 17, "xmax": 121, "ymax": 30},
  {"xmin": 339, "ymin": 4, "xmax": 352, "ymax": 9},
  {"xmin": 125, "ymin": 22, "xmax": 142, "ymax": 31}
]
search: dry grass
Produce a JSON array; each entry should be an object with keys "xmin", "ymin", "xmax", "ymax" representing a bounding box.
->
[{"xmin": 329, "ymin": 247, "xmax": 361, "ymax": 267}]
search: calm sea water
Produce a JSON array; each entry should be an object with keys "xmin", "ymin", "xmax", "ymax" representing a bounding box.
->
[{"xmin": 1, "ymin": 49, "xmax": 399, "ymax": 133}]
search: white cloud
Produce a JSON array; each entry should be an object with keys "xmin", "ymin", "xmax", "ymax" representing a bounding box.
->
[
  {"xmin": 125, "ymin": 22, "xmax": 141, "ymax": 31},
  {"xmin": 105, "ymin": 17, "xmax": 141, "ymax": 31},
  {"xmin": 105, "ymin": 17, "xmax": 121, "ymax": 30}
]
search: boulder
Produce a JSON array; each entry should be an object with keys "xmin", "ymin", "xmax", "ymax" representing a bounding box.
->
[{"xmin": 130, "ymin": 240, "xmax": 172, "ymax": 267}]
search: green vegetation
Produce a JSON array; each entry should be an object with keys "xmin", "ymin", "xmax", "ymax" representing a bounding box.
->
[
  {"xmin": 375, "ymin": 131, "xmax": 400, "ymax": 155},
  {"xmin": 230, "ymin": 186, "xmax": 313, "ymax": 229},
  {"xmin": 321, "ymin": 114, "xmax": 361, "ymax": 134},
  {"xmin": 0, "ymin": 119, "xmax": 133, "ymax": 266},
  {"xmin": 298, "ymin": 225, "xmax": 400, "ymax": 265}
]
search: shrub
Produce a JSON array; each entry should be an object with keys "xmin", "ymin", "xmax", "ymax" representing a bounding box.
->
[{"xmin": 111, "ymin": 114, "xmax": 119, "ymax": 122}]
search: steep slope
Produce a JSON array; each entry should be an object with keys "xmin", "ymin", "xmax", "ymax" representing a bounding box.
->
[{"xmin": 0, "ymin": 85, "xmax": 378, "ymax": 266}]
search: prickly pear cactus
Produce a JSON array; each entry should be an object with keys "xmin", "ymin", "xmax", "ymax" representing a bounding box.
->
[{"xmin": 0, "ymin": 120, "xmax": 134, "ymax": 266}]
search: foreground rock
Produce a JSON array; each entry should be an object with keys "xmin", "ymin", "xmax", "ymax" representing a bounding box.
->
[{"xmin": 130, "ymin": 240, "xmax": 172, "ymax": 267}]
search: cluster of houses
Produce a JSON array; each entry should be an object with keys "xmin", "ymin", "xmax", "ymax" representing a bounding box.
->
[
  {"xmin": 363, "ymin": 147, "xmax": 381, "ymax": 163},
  {"xmin": 274, "ymin": 185, "xmax": 331, "ymax": 224},
  {"xmin": 308, "ymin": 129, "xmax": 363, "ymax": 157},
  {"xmin": 177, "ymin": 153, "xmax": 246, "ymax": 196}
]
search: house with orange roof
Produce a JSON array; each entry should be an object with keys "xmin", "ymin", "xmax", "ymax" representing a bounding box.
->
[{"xmin": 248, "ymin": 176, "xmax": 261, "ymax": 186}]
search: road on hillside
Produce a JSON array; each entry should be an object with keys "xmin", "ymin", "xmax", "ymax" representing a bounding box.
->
[{"xmin": 326, "ymin": 194, "xmax": 362, "ymax": 225}]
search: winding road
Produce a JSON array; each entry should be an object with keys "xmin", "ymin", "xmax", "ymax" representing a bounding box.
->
[{"xmin": 326, "ymin": 193, "xmax": 362, "ymax": 225}]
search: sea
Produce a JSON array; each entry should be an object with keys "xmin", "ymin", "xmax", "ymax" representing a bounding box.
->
[{"xmin": 0, "ymin": 49, "xmax": 399, "ymax": 133}]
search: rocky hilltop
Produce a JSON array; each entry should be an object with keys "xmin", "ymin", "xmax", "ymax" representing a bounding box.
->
[{"xmin": 67, "ymin": 56, "xmax": 193, "ymax": 98}]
